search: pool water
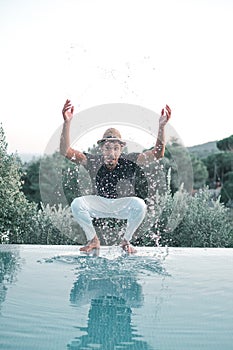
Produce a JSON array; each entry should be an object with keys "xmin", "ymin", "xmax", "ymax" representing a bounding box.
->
[{"xmin": 0, "ymin": 245, "xmax": 233, "ymax": 350}]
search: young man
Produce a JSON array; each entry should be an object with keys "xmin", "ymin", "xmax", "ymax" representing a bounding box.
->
[{"xmin": 60, "ymin": 100, "xmax": 171, "ymax": 253}]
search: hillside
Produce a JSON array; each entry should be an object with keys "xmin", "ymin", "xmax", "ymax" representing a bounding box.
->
[{"xmin": 187, "ymin": 141, "xmax": 221, "ymax": 159}]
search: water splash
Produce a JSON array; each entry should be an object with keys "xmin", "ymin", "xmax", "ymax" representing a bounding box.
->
[{"xmin": 39, "ymin": 246, "xmax": 170, "ymax": 278}]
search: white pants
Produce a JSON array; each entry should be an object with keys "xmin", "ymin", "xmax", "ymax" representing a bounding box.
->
[{"xmin": 71, "ymin": 195, "xmax": 147, "ymax": 242}]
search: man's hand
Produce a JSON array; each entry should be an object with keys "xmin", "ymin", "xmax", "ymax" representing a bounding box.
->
[
  {"xmin": 62, "ymin": 99, "xmax": 74, "ymax": 123},
  {"xmin": 159, "ymin": 104, "xmax": 171, "ymax": 128}
]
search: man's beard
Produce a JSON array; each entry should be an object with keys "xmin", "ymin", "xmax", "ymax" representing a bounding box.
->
[{"xmin": 105, "ymin": 159, "xmax": 117, "ymax": 170}]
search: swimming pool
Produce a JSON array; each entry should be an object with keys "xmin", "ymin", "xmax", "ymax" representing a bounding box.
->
[{"xmin": 0, "ymin": 245, "xmax": 233, "ymax": 349}]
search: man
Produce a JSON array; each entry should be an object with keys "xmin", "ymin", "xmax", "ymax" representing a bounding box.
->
[{"xmin": 60, "ymin": 100, "xmax": 171, "ymax": 254}]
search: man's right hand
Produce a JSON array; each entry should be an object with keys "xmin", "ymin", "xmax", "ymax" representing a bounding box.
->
[{"xmin": 62, "ymin": 99, "xmax": 74, "ymax": 122}]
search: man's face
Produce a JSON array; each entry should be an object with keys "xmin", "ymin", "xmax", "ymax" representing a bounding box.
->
[{"xmin": 101, "ymin": 141, "xmax": 123, "ymax": 170}]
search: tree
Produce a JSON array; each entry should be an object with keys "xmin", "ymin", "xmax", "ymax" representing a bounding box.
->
[
  {"xmin": 203, "ymin": 152, "xmax": 233, "ymax": 186},
  {"xmin": 38, "ymin": 152, "xmax": 92, "ymax": 206},
  {"xmin": 87, "ymin": 144, "xmax": 102, "ymax": 155},
  {"xmin": 21, "ymin": 159, "xmax": 41, "ymax": 204},
  {"xmin": 217, "ymin": 135, "xmax": 233, "ymax": 152},
  {"xmin": 0, "ymin": 124, "xmax": 38, "ymax": 243},
  {"xmin": 190, "ymin": 154, "xmax": 209, "ymax": 189},
  {"xmin": 164, "ymin": 141, "xmax": 193, "ymax": 193},
  {"xmin": 220, "ymin": 171, "xmax": 233, "ymax": 206}
]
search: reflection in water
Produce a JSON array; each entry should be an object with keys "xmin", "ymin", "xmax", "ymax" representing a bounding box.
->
[
  {"xmin": 0, "ymin": 247, "xmax": 20, "ymax": 310},
  {"xmin": 70, "ymin": 268, "xmax": 143, "ymax": 309},
  {"xmin": 68, "ymin": 295, "xmax": 153, "ymax": 350},
  {"xmin": 66, "ymin": 254, "xmax": 167, "ymax": 350}
]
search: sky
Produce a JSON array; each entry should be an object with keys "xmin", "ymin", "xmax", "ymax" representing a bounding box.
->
[{"xmin": 0, "ymin": 0, "xmax": 233, "ymax": 155}]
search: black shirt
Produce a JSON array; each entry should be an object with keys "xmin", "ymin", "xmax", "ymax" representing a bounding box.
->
[{"xmin": 83, "ymin": 152, "xmax": 148, "ymax": 199}]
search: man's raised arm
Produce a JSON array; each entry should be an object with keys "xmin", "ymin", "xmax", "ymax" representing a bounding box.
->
[
  {"xmin": 60, "ymin": 99, "xmax": 87, "ymax": 164},
  {"xmin": 137, "ymin": 104, "xmax": 171, "ymax": 165}
]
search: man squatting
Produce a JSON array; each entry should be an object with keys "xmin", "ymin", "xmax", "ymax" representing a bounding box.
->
[{"xmin": 60, "ymin": 100, "xmax": 171, "ymax": 254}]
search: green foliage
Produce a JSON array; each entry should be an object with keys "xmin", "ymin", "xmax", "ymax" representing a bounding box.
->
[
  {"xmin": 188, "ymin": 141, "xmax": 220, "ymax": 159},
  {"xmin": 217, "ymin": 135, "xmax": 233, "ymax": 152},
  {"xmin": 2, "ymin": 122, "xmax": 233, "ymax": 247},
  {"xmin": 39, "ymin": 152, "xmax": 72, "ymax": 207},
  {"xmin": 87, "ymin": 144, "xmax": 102, "ymax": 155},
  {"xmin": 164, "ymin": 141, "xmax": 193, "ymax": 192},
  {"xmin": 21, "ymin": 159, "xmax": 41, "ymax": 204},
  {"xmin": 35, "ymin": 204, "xmax": 85, "ymax": 245},
  {"xmin": 24, "ymin": 152, "xmax": 92, "ymax": 207},
  {"xmin": 166, "ymin": 140, "xmax": 209, "ymax": 191},
  {"xmin": 0, "ymin": 125, "xmax": 85, "ymax": 245},
  {"xmin": 202, "ymin": 150, "xmax": 233, "ymax": 205},
  {"xmin": 203, "ymin": 152, "xmax": 233, "ymax": 185},
  {"xmin": 135, "ymin": 186, "xmax": 233, "ymax": 248},
  {"xmin": 0, "ymin": 124, "xmax": 39, "ymax": 244},
  {"xmin": 172, "ymin": 188, "xmax": 233, "ymax": 247},
  {"xmin": 220, "ymin": 171, "xmax": 233, "ymax": 207},
  {"xmin": 190, "ymin": 154, "xmax": 208, "ymax": 189}
]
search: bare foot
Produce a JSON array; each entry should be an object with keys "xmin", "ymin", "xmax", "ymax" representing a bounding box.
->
[
  {"xmin": 80, "ymin": 235, "xmax": 100, "ymax": 253},
  {"xmin": 121, "ymin": 239, "xmax": 137, "ymax": 254}
]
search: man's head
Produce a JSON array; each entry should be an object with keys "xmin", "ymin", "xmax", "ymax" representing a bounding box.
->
[{"xmin": 97, "ymin": 128, "xmax": 126, "ymax": 170}]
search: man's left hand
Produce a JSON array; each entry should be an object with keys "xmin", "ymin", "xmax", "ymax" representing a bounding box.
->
[{"xmin": 159, "ymin": 104, "xmax": 171, "ymax": 127}]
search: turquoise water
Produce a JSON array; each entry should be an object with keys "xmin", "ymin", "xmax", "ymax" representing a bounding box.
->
[{"xmin": 0, "ymin": 245, "xmax": 233, "ymax": 350}]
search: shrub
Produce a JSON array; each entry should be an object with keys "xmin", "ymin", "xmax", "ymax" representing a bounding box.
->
[
  {"xmin": 36, "ymin": 204, "xmax": 85, "ymax": 245},
  {"xmin": 135, "ymin": 186, "xmax": 233, "ymax": 248},
  {"xmin": 0, "ymin": 125, "xmax": 39, "ymax": 244},
  {"xmin": 172, "ymin": 188, "xmax": 233, "ymax": 247},
  {"xmin": 134, "ymin": 181, "xmax": 189, "ymax": 247}
]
